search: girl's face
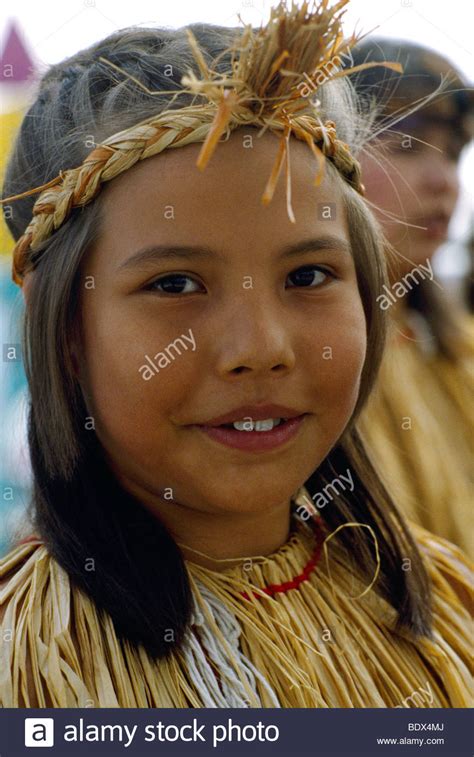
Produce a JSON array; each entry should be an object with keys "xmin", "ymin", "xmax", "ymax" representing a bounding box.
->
[
  {"xmin": 77, "ymin": 130, "xmax": 367, "ymax": 520},
  {"xmin": 360, "ymin": 120, "xmax": 461, "ymax": 274}
]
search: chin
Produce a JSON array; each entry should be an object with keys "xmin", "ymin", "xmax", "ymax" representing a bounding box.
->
[{"xmin": 198, "ymin": 478, "xmax": 305, "ymax": 515}]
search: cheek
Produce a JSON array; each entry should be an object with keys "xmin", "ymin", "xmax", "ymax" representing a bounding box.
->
[
  {"xmin": 300, "ymin": 290, "xmax": 367, "ymax": 428},
  {"xmin": 79, "ymin": 298, "xmax": 196, "ymax": 461},
  {"xmin": 361, "ymin": 154, "xmax": 417, "ymax": 213}
]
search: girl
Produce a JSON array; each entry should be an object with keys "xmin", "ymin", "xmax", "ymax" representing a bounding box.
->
[
  {"xmin": 350, "ymin": 40, "xmax": 474, "ymax": 558},
  {"xmin": 0, "ymin": 1, "xmax": 472, "ymax": 708}
]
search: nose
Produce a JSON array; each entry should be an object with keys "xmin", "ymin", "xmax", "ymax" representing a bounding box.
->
[
  {"xmin": 215, "ymin": 294, "xmax": 296, "ymax": 379},
  {"xmin": 421, "ymin": 152, "xmax": 459, "ymax": 199}
]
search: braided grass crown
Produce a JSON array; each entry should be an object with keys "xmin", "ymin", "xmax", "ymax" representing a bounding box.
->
[{"xmin": 3, "ymin": 0, "xmax": 400, "ymax": 287}]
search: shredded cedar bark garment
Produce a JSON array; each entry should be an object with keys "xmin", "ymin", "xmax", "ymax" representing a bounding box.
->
[
  {"xmin": 360, "ymin": 314, "xmax": 474, "ymax": 560},
  {"xmin": 0, "ymin": 487, "xmax": 472, "ymax": 708}
]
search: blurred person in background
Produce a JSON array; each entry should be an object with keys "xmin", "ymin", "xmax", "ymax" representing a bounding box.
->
[{"xmin": 349, "ymin": 40, "xmax": 474, "ymax": 558}]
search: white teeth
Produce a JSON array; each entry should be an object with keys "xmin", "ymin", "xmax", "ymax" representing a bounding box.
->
[
  {"xmin": 232, "ymin": 418, "xmax": 282, "ymax": 432},
  {"xmin": 255, "ymin": 419, "xmax": 276, "ymax": 432},
  {"xmin": 232, "ymin": 419, "xmax": 255, "ymax": 431}
]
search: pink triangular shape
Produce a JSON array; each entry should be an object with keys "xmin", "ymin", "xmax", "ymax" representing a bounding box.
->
[{"xmin": 0, "ymin": 20, "xmax": 35, "ymax": 82}]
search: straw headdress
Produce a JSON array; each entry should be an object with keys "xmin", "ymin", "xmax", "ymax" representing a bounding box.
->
[{"xmin": 1, "ymin": 0, "xmax": 401, "ymax": 287}]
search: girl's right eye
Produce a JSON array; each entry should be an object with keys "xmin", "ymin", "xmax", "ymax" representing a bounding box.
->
[{"xmin": 144, "ymin": 273, "xmax": 204, "ymax": 295}]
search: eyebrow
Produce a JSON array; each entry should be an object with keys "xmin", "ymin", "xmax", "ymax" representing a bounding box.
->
[{"xmin": 116, "ymin": 236, "xmax": 351, "ymax": 272}]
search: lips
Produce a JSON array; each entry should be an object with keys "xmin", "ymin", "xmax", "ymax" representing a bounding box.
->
[
  {"xmin": 195, "ymin": 414, "xmax": 307, "ymax": 452},
  {"xmin": 412, "ymin": 210, "xmax": 451, "ymax": 239},
  {"xmin": 422, "ymin": 214, "xmax": 450, "ymax": 239},
  {"xmin": 198, "ymin": 404, "xmax": 306, "ymax": 427}
]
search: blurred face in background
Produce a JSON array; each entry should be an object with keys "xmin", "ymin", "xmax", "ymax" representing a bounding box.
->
[{"xmin": 360, "ymin": 112, "xmax": 464, "ymax": 277}]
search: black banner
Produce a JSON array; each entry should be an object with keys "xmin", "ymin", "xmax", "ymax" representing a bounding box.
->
[{"xmin": 0, "ymin": 707, "xmax": 472, "ymax": 756}]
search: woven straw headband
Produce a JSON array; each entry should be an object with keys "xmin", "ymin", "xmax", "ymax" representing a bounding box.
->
[{"xmin": 1, "ymin": 0, "xmax": 401, "ymax": 287}]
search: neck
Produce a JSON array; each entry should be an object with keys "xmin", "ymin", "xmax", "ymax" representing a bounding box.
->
[
  {"xmin": 113, "ymin": 472, "xmax": 293, "ymax": 572},
  {"xmin": 175, "ymin": 505, "xmax": 293, "ymax": 571}
]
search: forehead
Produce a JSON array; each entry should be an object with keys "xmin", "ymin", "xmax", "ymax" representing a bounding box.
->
[{"xmin": 93, "ymin": 128, "xmax": 348, "ymax": 270}]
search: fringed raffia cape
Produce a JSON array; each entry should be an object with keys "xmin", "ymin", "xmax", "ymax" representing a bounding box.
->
[
  {"xmin": 0, "ymin": 489, "xmax": 472, "ymax": 708},
  {"xmin": 360, "ymin": 312, "xmax": 474, "ymax": 559}
]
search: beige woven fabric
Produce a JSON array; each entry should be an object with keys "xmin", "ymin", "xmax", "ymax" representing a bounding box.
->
[
  {"xmin": 1, "ymin": 493, "xmax": 472, "ymax": 708},
  {"xmin": 360, "ymin": 314, "xmax": 474, "ymax": 560}
]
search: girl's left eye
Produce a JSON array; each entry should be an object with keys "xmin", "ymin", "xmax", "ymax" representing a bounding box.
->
[{"xmin": 286, "ymin": 265, "xmax": 331, "ymax": 288}]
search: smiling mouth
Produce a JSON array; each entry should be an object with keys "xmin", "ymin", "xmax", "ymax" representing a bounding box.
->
[{"xmin": 194, "ymin": 415, "xmax": 308, "ymax": 452}]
